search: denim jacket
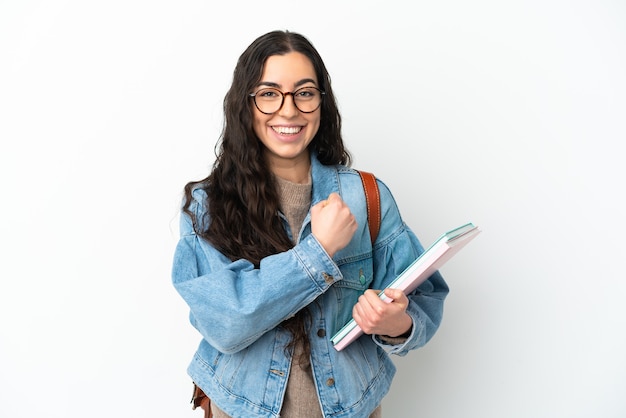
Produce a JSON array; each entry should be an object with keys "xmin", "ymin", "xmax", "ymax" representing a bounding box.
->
[{"xmin": 172, "ymin": 154, "xmax": 449, "ymax": 418}]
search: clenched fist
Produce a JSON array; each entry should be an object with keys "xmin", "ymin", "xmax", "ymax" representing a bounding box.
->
[{"xmin": 310, "ymin": 192, "xmax": 357, "ymax": 258}]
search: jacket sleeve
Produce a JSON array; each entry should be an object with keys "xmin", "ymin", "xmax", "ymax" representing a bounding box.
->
[
  {"xmin": 368, "ymin": 180, "xmax": 450, "ymax": 356},
  {"xmin": 171, "ymin": 189, "xmax": 342, "ymax": 354}
]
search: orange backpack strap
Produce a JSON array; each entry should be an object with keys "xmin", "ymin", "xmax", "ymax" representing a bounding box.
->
[
  {"xmin": 357, "ymin": 170, "xmax": 381, "ymax": 246},
  {"xmin": 191, "ymin": 383, "xmax": 213, "ymax": 418}
]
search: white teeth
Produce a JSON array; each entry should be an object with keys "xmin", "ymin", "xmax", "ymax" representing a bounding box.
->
[{"xmin": 272, "ymin": 126, "xmax": 301, "ymax": 134}]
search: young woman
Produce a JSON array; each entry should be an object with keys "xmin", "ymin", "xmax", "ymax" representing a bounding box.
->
[{"xmin": 172, "ymin": 30, "xmax": 449, "ymax": 418}]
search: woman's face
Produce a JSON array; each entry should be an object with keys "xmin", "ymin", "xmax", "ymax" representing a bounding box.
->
[{"xmin": 252, "ymin": 52, "xmax": 321, "ymax": 174}]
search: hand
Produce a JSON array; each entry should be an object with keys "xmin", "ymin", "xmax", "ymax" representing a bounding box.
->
[
  {"xmin": 310, "ymin": 192, "xmax": 357, "ymax": 258},
  {"xmin": 352, "ymin": 289, "xmax": 413, "ymax": 337}
]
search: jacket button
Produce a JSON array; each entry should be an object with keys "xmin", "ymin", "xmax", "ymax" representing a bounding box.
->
[
  {"xmin": 322, "ymin": 273, "xmax": 334, "ymax": 283},
  {"xmin": 317, "ymin": 328, "xmax": 326, "ymax": 338},
  {"xmin": 326, "ymin": 378, "xmax": 335, "ymax": 387}
]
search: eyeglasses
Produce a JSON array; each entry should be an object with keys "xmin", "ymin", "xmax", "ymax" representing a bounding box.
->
[{"xmin": 249, "ymin": 86, "xmax": 325, "ymax": 114}]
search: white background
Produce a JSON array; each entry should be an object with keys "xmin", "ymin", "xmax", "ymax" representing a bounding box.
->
[{"xmin": 1, "ymin": 1, "xmax": 625, "ymax": 417}]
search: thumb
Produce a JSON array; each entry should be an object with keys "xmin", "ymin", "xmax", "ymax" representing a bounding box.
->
[{"xmin": 383, "ymin": 288, "xmax": 404, "ymax": 301}]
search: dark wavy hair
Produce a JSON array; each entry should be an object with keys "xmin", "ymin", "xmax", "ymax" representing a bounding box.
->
[{"xmin": 181, "ymin": 30, "xmax": 350, "ymax": 356}]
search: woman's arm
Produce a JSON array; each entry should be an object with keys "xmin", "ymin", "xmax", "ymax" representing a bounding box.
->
[{"xmin": 172, "ymin": 188, "xmax": 356, "ymax": 354}]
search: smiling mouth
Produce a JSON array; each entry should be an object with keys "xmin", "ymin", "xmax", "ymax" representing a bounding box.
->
[{"xmin": 272, "ymin": 126, "xmax": 302, "ymax": 135}]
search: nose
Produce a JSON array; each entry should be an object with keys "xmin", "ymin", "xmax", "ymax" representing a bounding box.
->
[{"xmin": 278, "ymin": 92, "xmax": 299, "ymax": 117}]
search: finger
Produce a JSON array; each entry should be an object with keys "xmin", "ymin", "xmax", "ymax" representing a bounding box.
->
[
  {"xmin": 354, "ymin": 292, "xmax": 374, "ymax": 317},
  {"xmin": 353, "ymin": 299, "xmax": 376, "ymax": 328},
  {"xmin": 383, "ymin": 288, "xmax": 405, "ymax": 301},
  {"xmin": 383, "ymin": 289, "xmax": 409, "ymax": 310},
  {"xmin": 311, "ymin": 200, "xmax": 325, "ymax": 215},
  {"xmin": 361, "ymin": 290, "xmax": 388, "ymax": 317},
  {"xmin": 354, "ymin": 293, "xmax": 384, "ymax": 333},
  {"xmin": 363, "ymin": 289, "xmax": 382, "ymax": 301},
  {"xmin": 326, "ymin": 192, "xmax": 341, "ymax": 204},
  {"xmin": 319, "ymin": 193, "xmax": 338, "ymax": 208}
]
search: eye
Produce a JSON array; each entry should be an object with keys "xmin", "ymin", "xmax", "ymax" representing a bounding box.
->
[
  {"xmin": 294, "ymin": 87, "xmax": 318, "ymax": 99},
  {"xmin": 257, "ymin": 88, "xmax": 280, "ymax": 98}
]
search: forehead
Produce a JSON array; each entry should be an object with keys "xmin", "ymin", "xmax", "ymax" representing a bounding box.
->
[{"xmin": 260, "ymin": 52, "xmax": 318, "ymax": 86}]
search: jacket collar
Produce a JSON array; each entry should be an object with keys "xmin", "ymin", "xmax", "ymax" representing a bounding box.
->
[{"xmin": 310, "ymin": 151, "xmax": 340, "ymax": 206}]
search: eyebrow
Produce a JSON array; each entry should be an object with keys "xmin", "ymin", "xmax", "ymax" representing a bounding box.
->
[{"xmin": 257, "ymin": 78, "xmax": 318, "ymax": 89}]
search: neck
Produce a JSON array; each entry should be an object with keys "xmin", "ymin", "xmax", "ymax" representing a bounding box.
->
[{"xmin": 267, "ymin": 152, "xmax": 311, "ymax": 184}]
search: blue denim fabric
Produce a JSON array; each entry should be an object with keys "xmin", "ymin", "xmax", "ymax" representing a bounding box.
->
[{"xmin": 172, "ymin": 153, "xmax": 449, "ymax": 418}]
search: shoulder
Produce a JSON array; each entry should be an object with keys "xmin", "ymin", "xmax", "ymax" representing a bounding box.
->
[
  {"xmin": 337, "ymin": 168, "xmax": 399, "ymax": 209},
  {"xmin": 336, "ymin": 168, "xmax": 404, "ymax": 231}
]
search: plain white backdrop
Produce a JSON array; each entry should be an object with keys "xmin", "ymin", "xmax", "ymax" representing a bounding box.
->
[{"xmin": 1, "ymin": 1, "xmax": 625, "ymax": 417}]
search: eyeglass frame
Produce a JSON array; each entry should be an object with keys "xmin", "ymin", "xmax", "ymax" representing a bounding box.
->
[{"xmin": 248, "ymin": 86, "xmax": 326, "ymax": 115}]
